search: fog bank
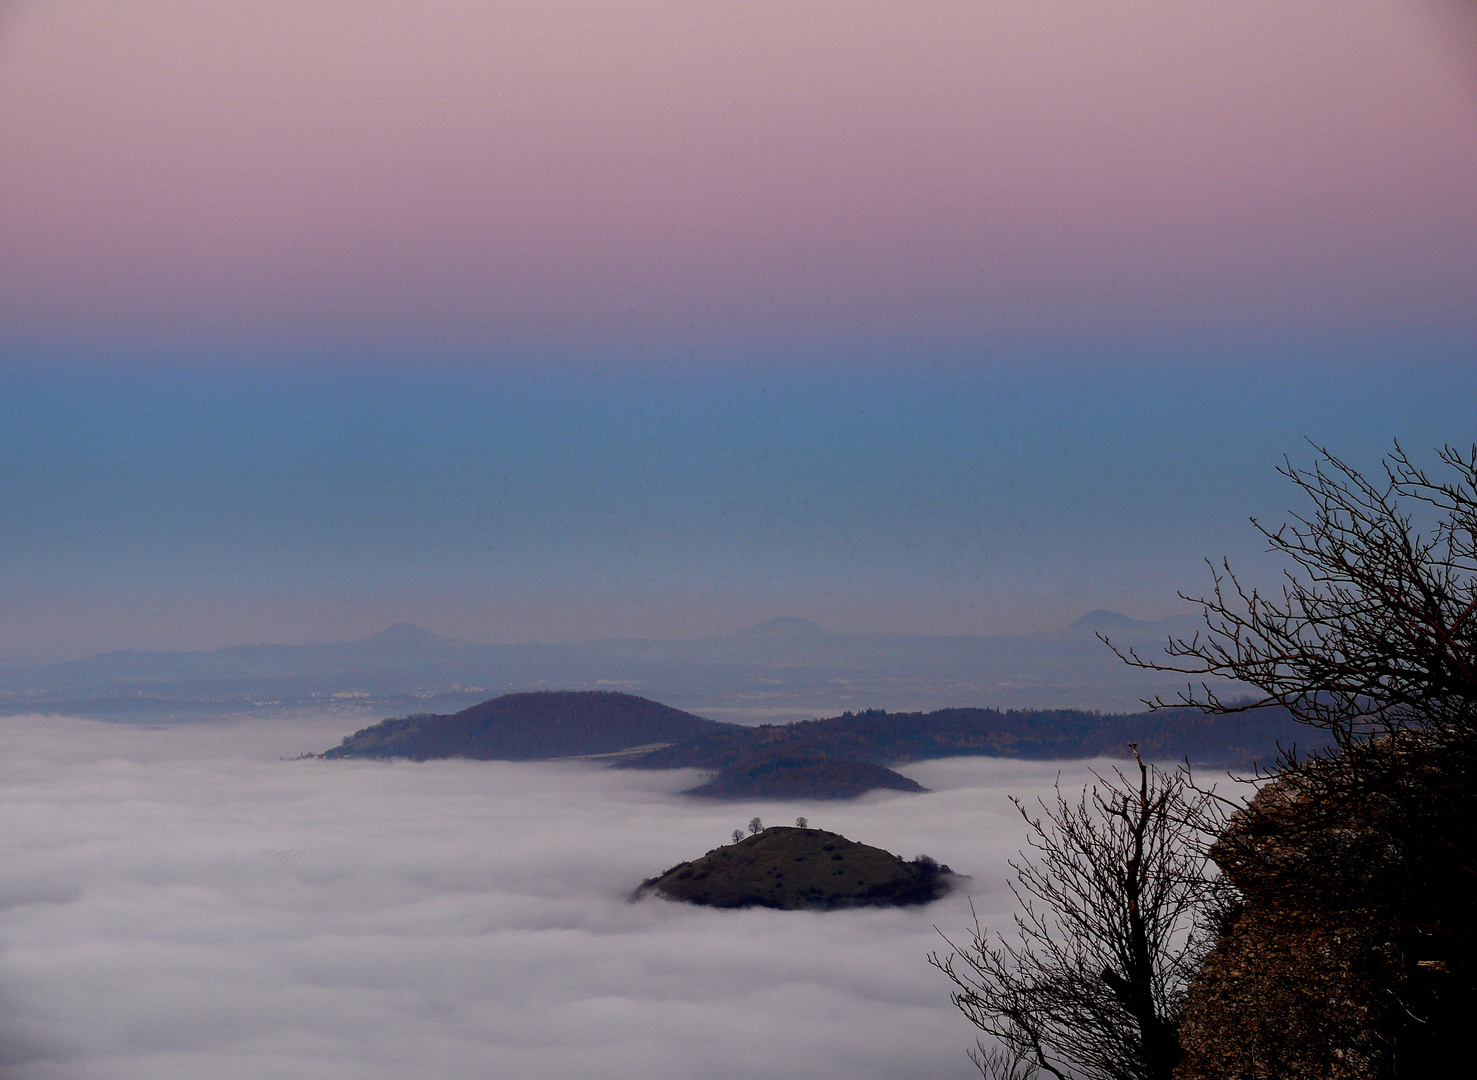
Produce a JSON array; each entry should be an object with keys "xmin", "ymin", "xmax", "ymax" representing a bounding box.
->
[{"xmin": 1, "ymin": 714, "xmax": 1124, "ymax": 1080}]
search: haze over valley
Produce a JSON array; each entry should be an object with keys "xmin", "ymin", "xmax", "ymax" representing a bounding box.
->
[
  {"xmin": 0, "ymin": 713, "xmax": 1124, "ymax": 1080},
  {"xmin": 2, "ymin": 1, "xmax": 1472, "ymax": 1076}
]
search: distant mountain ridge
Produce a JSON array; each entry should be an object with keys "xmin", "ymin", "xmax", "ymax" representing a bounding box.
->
[
  {"xmin": 725, "ymin": 617, "xmax": 829, "ymax": 640},
  {"xmin": 0, "ymin": 611, "xmax": 1222, "ymax": 720}
]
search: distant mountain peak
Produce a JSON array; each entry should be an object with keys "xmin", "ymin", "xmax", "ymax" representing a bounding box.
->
[
  {"xmin": 729, "ymin": 617, "xmax": 828, "ymax": 639},
  {"xmin": 1059, "ymin": 609, "xmax": 1200, "ymax": 641},
  {"xmin": 367, "ymin": 622, "xmax": 453, "ymax": 646},
  {"xmin": 1065, "ymin": 610, "xmax": 1143, "ymax": 632}
]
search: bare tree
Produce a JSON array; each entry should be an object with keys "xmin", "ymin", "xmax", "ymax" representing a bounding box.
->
[
  {"xmin": 1105, "ymin": 443, "xmax": 1477, "ymax": 1076},
  {"xmin": 795, "ymin": 816, "xmax": 808, "ymax": 829},
  {"xmin": 1110, "ymin": 442, "xmax": 1477, "ymax": 749},
  {"xmin": 933, "ymin": 444, "xmax": 1477, "ymax": 1079},
  {"xmin": 731, "ymin": 828, "xmax": 744, "ymax": 844},
  {"xmin": 931, "ymin": 753, "xmax": 1226, "ymax": 1080},
  {"xmin": 748, "ymin": 816, "xmax": 763, "ymax": 835}
]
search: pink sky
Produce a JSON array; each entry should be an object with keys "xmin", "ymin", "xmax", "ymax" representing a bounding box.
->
[{"xmin": 2, "ymin": 0, "xmax": 1475, "ymax": 359}]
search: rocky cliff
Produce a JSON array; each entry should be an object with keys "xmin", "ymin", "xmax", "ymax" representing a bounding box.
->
[{"xmin": 1175, "ymin": 735, "xmax": 1477, "ymax": 1079}]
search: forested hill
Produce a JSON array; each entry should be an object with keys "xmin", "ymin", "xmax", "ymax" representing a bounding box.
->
[
  {"xmin": 323, "ymin": 690, "xmax": 728, "ymax": 761},
  {"xmin": 616, "ymin": 704, "xmax": 1315, "ymax": 774},
  {"xmin": 321, "ymin": 691, "xmax": 1318, "ymax": 795}
]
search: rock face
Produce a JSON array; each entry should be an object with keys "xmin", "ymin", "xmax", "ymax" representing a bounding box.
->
[
  {"xmin": 636, "ymin": 827, "xmax": 955, "ymax": 910},
  {"xmin": 1175, "ymin": 737, "xmax": 1477, "ymax": 1080},
  {"xmin": 1175, "ymin": 782, "xmax": 1402, "ymax": 1079},
  {"xmin": 683, "ymin": 750, "xmax": 926, "ymax": 799},
  {"xmin": 322, "ymin": 690, "xmax": 728, "ymax": 760}
]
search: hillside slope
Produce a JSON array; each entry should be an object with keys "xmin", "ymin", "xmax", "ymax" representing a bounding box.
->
[{"xmin": 322, "ymin": 690, "xmax": 730, "ymax": 761}]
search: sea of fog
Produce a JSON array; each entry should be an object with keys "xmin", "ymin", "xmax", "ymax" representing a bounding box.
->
[{"xmin": 1, "ymin": 713, "xmax": 1135, "ymax": 1080}]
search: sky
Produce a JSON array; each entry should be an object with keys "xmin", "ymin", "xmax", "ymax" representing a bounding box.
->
[
  {"xmin": 1, "ymin": 1, "xmax": 1475, "ymax": 659},
  {"xmin": 0, "ymin": 712, "xmax": 1188, "ymax": 1080}
]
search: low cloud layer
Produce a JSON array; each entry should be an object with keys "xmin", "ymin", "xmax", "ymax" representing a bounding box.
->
[{"xmin": 1, "ymin": 714, "xmax": 1123, "ymax": 1080}]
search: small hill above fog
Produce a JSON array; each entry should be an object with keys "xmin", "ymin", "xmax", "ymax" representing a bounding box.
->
[
  {"xmin": 322, "ymin": 690, "xmax": 729, "ymax": 761},
  {"xmin": 636, "ymin": 827, "xmax": 956, "ymax": 910},
  {"xmin": 684, "ymin": 749, "xmax": 925, "ymax": 799}
]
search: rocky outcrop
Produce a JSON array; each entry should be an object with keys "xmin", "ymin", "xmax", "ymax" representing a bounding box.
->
[
  {"xmin": 1175, "ymin": 737, "xmax": 1477, "ymax": 1079},
  {"xmin": 1175, "ymin": 783, "xmax": 1401, "ymax": 1078}
]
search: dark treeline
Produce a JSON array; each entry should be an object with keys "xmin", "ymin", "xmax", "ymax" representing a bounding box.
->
[{"xmin": 615, "ymin": 704, "xmax": 1314, "ymax": 774}]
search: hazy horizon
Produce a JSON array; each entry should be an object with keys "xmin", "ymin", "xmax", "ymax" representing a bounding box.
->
[
  {"xmin": 4, "ymin": 608, "xmax": 1185, "ymax": 665},
  {"xmin": 2, "ymin": 5, "xmax": 1470, "ymax": 1076},
  {"xmin": 3, "ymin": 2, "xmax": 1475, "ymax": 662},
  {"xmin": 3, "ymin": 363, "xmax": 1471, "ymax": 664}
]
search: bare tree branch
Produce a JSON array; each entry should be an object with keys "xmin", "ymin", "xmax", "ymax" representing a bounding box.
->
[
  {"xmin": 931, "ymin": 754, "xmax": 1229, "ymax": 1080},
  {"xmin": 1106, "ymin": 442, "xmax": 1477, "ymax": 749}
]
